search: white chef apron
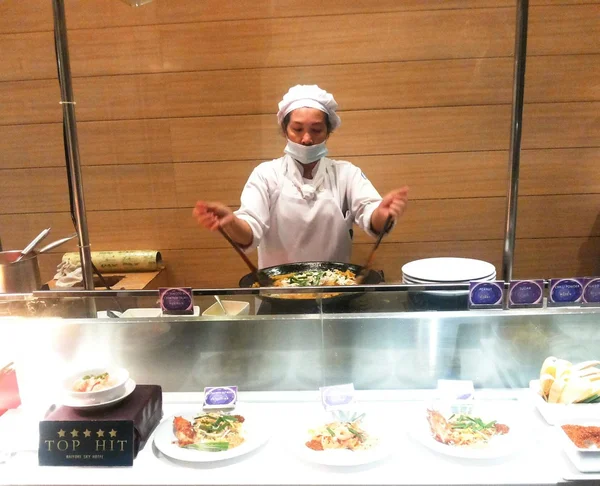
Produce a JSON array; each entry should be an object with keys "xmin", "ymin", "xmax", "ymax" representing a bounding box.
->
[{"xmin": 256, "ymin": 157, "xmax": 353, "ymax": 268}]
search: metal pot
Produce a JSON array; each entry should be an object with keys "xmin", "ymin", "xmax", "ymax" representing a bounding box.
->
[{"xmin": 0, "ymin": 251, "xmax": 42, "ymax": 293}]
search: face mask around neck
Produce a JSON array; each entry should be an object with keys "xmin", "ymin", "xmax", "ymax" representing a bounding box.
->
[{"xmin": 284, "ymin": 140, "xmax": 328, "ymax": 165}]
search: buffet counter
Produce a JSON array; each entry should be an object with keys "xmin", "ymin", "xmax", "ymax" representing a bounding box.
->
[
  {"xmin": 1, "ymin": 290, "xmax": 599, "ymax": 485},
  {"xmin": 0, "ymin": 390, "xmax": 591, "ymax": 486}
]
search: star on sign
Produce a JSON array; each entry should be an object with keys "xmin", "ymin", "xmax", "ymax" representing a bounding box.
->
[
  {"xmin": 70, "ymin": 429, "xmax": 79, "ymax": 438},
  {"xmin": 97, "ymin": 429, "xmax": 105, "ymax": 438},
  {"xmin": 109, "ymin": 429, "xmax": 117, "ymax": 438},
  {"xmin": 57, "ymin": 429, "xmax": 66, "ymax": 438},
  {"xmin": 83, "ymin": 429, "xmax": 92, "ymax": 438}
]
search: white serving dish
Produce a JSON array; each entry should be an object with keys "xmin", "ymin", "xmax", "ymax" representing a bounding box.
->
[
  {"xmin": 120, "ymin": 306, "xmax": 200, "ymax": 318},
  {"xmin": 557, "ymin": 422, "xmax": 600, "ymax": 473},
  {"xmin": 62, "ymin": 367, "xmax": 129, "ymax": 405},
  {"xmin": 62, "ymin": 379, "xmax": 136, "ymax": 410},
  {"xmin": 154, "ymin": 407, "xmax": 271, "ymax": 462},
  {"xmin": 402, "ymin": 257, "xmax": 496, "ymax": 282},
  {"xmin": 202, "ymin": 301, "xmax": 250, "ymax": 316},
  {"xmin": 530, "ymin": 380, "xmax": 600, "ymax": 425}
]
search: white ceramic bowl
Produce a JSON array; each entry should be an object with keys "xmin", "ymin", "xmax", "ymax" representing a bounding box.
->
[
  {"xmin": 63, "ymin": 367, "xmax": 129, "ymax": 405},
  {"xmin": 202, "ymin": 300, "xmax": 250, "ymax": 316}
]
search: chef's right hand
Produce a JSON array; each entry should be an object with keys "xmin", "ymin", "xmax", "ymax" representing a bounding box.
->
[{"xmin": 193, "ymin": 201, "xmax": 234, "ymax": 231}]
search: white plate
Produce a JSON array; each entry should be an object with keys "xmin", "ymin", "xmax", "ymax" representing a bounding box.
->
[
  {"xmin": 287, "ymin": 414, "xmax": 392, "ymax": 467},
  {"xmin": 61, "ymin": 379, "xmax": 136, "ymax": 410},
  {"xmin": 560, "ymin": 423, "xmax": 600, "ymax": 474},
  {"xmin": 410, "ymin": 407, "xmax": 526, "ymax": 460},
  {"xmin": 402, "ymin": 258, "xmax": 496, "ymax": 282},
  {"xmin": 557, "ymin": 422, "xmax": 600, "ymax": 453},
  {"xmin": 563, "ymin": 446, "xmax": 600, "ymax": 473},
  {"xmin": 402, "ymin": 274, "xmax": 496, "ymax": 284},
  {"xmin": 530, "ymin": 380, "xmax": 600, "ymax": 425},
  {"xmin": 153, "ymin": 408, "xmax": 270, "ymax": 463}
]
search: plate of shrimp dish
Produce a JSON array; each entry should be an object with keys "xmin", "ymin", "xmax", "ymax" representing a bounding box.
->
[
  {"xmin": 153, "ymin": 408, "xmax": 270, "ymax": 462},
  {"xmin": 411, "ymin": 407, "xmax": 525, "ymax": 460},
  {"xmin": 292, "ymin": 412, "xmax": 391, "ymax": 466}
]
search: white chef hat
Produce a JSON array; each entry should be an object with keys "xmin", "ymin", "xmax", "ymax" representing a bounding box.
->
[{"xmin": 277, "ymin": 84, "xmax": 341, "ymax": 131}]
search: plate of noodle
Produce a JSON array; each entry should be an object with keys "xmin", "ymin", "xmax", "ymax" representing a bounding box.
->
[
  {"xmin": 153, "ymin": 408, "xmax": 270, "ymax": 463},
  {"xmin": 289, "ymin": 412, "xmax": 391, "ymax": 466},
  {"xmin": 410, "ymin": 406, "xmax": 526, "ymax": 460}
]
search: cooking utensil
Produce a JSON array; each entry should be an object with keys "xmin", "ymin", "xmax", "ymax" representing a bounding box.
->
[
  {"xmin": 214, "ymin": 296, "xmax": 229, "ymax": 315},
  {"xmin": 239, "ymin": 261, "xmax": 383, "ymax": 306},
  {"xmin": 0, "ymin": 233, "xmax": 77, "ymax": 293},
  {"xmin": 0, "ymin": 251, "xmax": 42, "ymax": 293},
  {"xmin": 36, "ymin": 233, "xmax": 77, "ymax": 255},
  {"xmin": 217, "ymin": 227, "xmax": 273, "ymax": 286},
  {"xmin": 356, "ymin": 215, "xmax": 394, "ymax": 284},
  {"xmin": 13, "ymin": 228, "xmax": 51, "ymax": 263}
]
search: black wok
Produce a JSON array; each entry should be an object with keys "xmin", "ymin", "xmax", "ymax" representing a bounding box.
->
[{"xmin": 238, "ymin": 261, "xmax": 383, "ymax": 306}]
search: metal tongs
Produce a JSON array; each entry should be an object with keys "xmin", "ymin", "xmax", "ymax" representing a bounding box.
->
[
  {"xmin": 356, "ymin": 215, "xmax": 394, "ymax": 284},
  {"xmin": 217, "ymin": 228, "xmax": 273, "ymax": 287}
]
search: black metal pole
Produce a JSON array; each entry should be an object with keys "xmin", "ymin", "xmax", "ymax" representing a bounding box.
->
[
  {"xmin": 502, "ymin": 0, "xmax": 529, "ymax": 282},
  {"xmin": 52, "ymin": 0, "xmax": 95, "ymax": 290}
]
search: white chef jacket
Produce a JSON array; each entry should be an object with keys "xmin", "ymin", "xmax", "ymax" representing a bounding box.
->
[{"xmin": 234, "ymin": 155, "xmax": 383, "ymax": 268}]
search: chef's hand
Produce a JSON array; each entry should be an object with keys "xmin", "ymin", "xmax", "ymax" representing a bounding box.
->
[
  {"xmin": 193, "ymin": 201, "xmax": 253, "ymax": 246},
  {"xmin": 193, "ymin": 201, "xmax": 235, "ymax": 231},
  {"xmin": 370, "ymin": 186, "xmax": 409, "ymax": 234}
]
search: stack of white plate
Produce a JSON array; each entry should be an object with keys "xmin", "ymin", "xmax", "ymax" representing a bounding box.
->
[{"xmin": 402, "ymin": 257, "xmax": 496, "ymax": 292}]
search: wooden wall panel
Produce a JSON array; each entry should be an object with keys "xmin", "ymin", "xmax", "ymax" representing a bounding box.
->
[
  {"xmin": 159, "ymin": 10, "xmax": 514, "ymax": 73},
  {"xmin": 0, "ymin": 124, "xmax": 63, "ymax": 170},
  {"xmin": 528, "ymin": 5, "xmax": 600, "ymax": 55},
  {"xmin": 522, "ymin": 102, "xmax": 600, "ymax": 149},
  {"xmin": 3, "ymin": 5, "xmax": 600, "ymax": 82},
  {"xmin": 3, "ymin": 54, "xmax": 599, "ymax": 126},
  {"xmin": 0, "ymin": 1, "xmax": 520, "ymax": 34},
  {"xmin": 519, "ymin": 148, "xmax": 600, "ymax": 195},
  {"xmin": 517, "ymin": 195, "xmax": 600, "ymax": 239},
  {"xmin": 3, "ymin": 1, "xmax": 595, "ymax": 35},
  {"xmin": 0, "ymin": 164, "xmax": 177, "ymax": 213}
]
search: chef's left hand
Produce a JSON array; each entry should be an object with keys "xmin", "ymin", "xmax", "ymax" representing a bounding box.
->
[{"xmin": 371, "ymin": 186, "xmax": 409, "ymax": 234}]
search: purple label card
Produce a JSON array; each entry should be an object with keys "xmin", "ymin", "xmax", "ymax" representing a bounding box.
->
[
  {"xmin": 203, "ymin": 386, "xmax": 238, "ymax": 410},
  {"xmin": 437, "ymin": 379, "xmax": 474, "ymax": 415},
  {"xmin": 548, "ymin": 278, "xmax": 584, "ymax": 306},
  {"xmin": 469, "ymin": 281, "xmax": 504, "ymax": 309},
  {"xmin": 159, "ymin": 287, "xmax": 193, "ymax": 315},
  {"xmin": 583, "ymin": 277, "xmax": 600, "ymax": 305},
  {"xmin": 319, "ymin": 383, "xmax": 356, "ymax": 412},
  {"xmin": 508, "ymin": 280, "xmax": 544, "ymax": 308}
]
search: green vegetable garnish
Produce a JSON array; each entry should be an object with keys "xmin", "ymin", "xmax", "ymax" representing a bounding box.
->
[
  {"xmin": 347, "ymin": 426, "xmax": 364, "ymax": 439},
  {"xmin": 450, "ymin": 415, "xmax": 496, "ymax": 431},
  {"xmin": 326, "ymin": 426, "xmax": 335, "ymax": 437},
  {"xmin": 184, "ymin": 442, "xmax": 230, "ymax": 452}
]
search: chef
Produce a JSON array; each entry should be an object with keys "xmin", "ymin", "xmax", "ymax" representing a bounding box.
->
[{"xmin": 193, "ymin": 84, "xmax": 409, "ymax": 268}]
